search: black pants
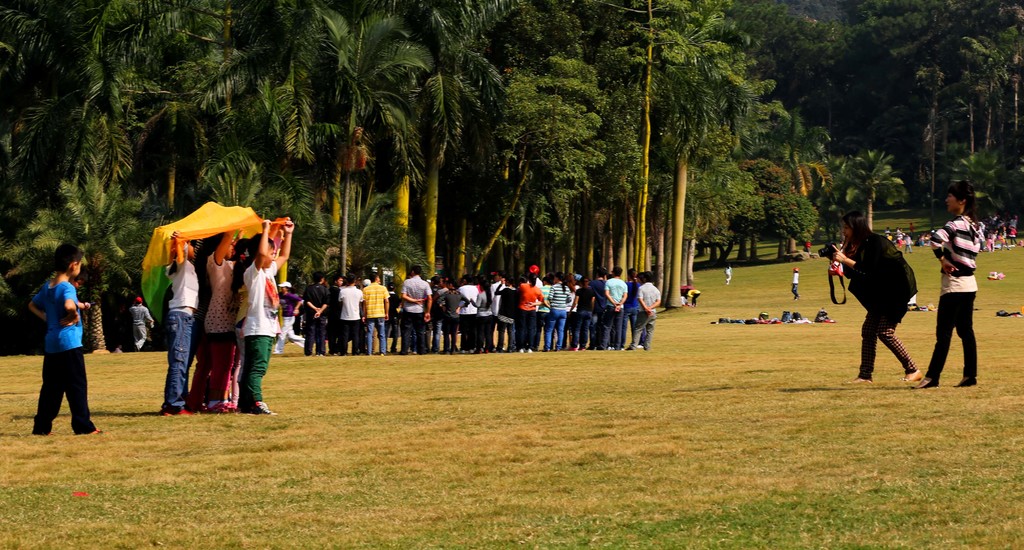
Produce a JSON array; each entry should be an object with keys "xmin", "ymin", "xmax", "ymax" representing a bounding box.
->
[
  {"xmin": 327, "ymin": 317, "xmax": 342, "ymax": 354},
  {"xmin": 402, "ymin": 312, "xmax": 426, "ymax": 354},
  {"xmin": 476, "ymin": 315, "xmax": 495, "ymax": 351},
  {"xmin": 339, "ymin": 320, "xmax": 361, "ymax": 355},
  {"xmin": 304, "ymin": 316, "xmax": 327, "ymax": 356},
  {"xmin": 33, "ymin": 348, "xmax": 96, "ymax": 435},
  {"xmin": 443, "ymin": 317, "xmax": 459, "ymax": 352},
  {"xmin": 460, "ymin": 314, "xmax": 476, "ymax": 351},
  {"xmin": 925, "ymin": 292, "xmax": 977, "ymax": 382}
]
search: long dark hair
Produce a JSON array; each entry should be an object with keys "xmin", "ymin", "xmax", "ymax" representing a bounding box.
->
[
  {"xmin": 841, "ymin": 211, "xmax": 873, "ymax": 254},
  {"xmin": 948, "ymin": 181, "xmax": 978, "ymax": 225}
]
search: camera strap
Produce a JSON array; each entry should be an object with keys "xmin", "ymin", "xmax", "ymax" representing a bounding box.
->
[{"xmin": 828, "ymin": 273, "xmax": 846, "ymax": 305}]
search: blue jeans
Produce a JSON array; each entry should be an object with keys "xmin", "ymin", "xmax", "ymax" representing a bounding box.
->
[
  {"xmin": 517, "ymin": 310, "xmax": 537, "ymax": 351},
  {"xmin": 431, "ymin": 318, "xmax": 444, "ymax": 352},
  {"xmin": 163, "ymin": 309, "xmax": 195, "ymax": 409},
  {"xmin": 600, "ymin": 306, "xmax": 623, "ymax": 350},
  {"xmin": 544, "ymin": 309, "xmax": 568, "ymax": 350},
  {"xmin": 366, "ymin": 317, "xmax": 387, "ymax": 354},
  {"xmin": 621, "ymin": 307, "xmax": 639, "ymax": 348},
  {"xmin": 573, "ymin": 310, "xmax": 592, "ymax": 349},
  {"xmin": 304, "ymin": 316, "xmax": 327, "ymax": 356}
]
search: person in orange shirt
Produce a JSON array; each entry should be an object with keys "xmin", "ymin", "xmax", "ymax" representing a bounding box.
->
[{"xmin": 516, "ymin": 273, "xmax": 543, "ymax": 353}]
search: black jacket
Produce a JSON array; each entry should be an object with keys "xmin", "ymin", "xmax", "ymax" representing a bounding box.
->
[{"xmin": 845, "ymin": 233, "xmax": 917, "ymax": 323}]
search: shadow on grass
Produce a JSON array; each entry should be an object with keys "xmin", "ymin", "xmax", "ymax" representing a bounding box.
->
[
  {"xmin": 11, "ymin": 411, "xmax": 167, "ymax": 420},
  {"xmin": 672, "ymin": 386, "xmax": 733, "ymax": 393},
  {"xmin": 779, "ymin": 386, "xmax": 911, "ymax": 393}
]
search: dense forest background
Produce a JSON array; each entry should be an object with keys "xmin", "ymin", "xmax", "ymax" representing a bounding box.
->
[{"xmin": 2, "ymin": 0, "xmax": 1023, "ymax": 354}]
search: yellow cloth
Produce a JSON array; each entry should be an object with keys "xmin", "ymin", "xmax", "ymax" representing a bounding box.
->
[{"xmin": 141, "ymin": 203, "xmax": 265, "ymax": 321}]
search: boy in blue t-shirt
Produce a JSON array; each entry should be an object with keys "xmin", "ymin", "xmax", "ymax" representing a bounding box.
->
[{"xmin": 27, "ymin": 244, "xmax": 100, "ymax": 435}]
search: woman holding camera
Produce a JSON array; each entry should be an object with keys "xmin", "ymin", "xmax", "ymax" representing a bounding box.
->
[
  {"xmin": 833, "ymin": 211, "xmax": 922, "ymax": 384},
  {"xmin": 915, "ymin": 182, "xmax": 982, "ymax": 389}
]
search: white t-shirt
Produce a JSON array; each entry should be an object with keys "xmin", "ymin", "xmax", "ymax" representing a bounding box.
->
[
  {"xmin": 339, "ymin": 286, "xmax": 364, "ymax": 321},
  {"xmin": 490, "ymin": 282, "xmax": 503, "ymax": 315},
  {"xmin": 205, "ymin": 256, "xmax": 236, "ymax": 333},
  {"xmin": 166, "ymin": 260, "xmax": 199, "ymax": 310},
  {"xmin": 243, "ymin": 261, "xmax": 280, "ymax": 337},
  {"xmin": 792, "ymin": 272, "xmax": 800, "ymax": 285},
  {"xmin": 458, "ymin": 285, "xmax": 479, "ymax": 315}
]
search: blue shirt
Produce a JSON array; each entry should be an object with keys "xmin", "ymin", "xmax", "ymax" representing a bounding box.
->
[
  {"xmin": 590, "ymin": 279, "xmax": 607, "ymax": 309},
  {"xmin": 32, "ymin": 281, "xmax": 83, "ymax": 353},
  {"xmin": 624, "ymin": 281, "xmax": 640, "ymax": 309},
  {"xmin": 605, "ymin": 278, "xmax": 628, "ymax": 305}
]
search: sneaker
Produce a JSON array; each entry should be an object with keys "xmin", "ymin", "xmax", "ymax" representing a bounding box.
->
[
  {"xmin": 519, "ymin": 349, "xmax": 525, "ymax": 353},
  {"xmin": 526, "ymin": 349, "xmax": 533, "ymax": 353},
  {"xmin": 249, "ymin": 401, "xmax": 277, "ymax": 416}
]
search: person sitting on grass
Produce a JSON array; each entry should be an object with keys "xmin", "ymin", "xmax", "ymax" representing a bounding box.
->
[
  {"xmin": 240, "ymin": 218, "xmax": 294, "ymax": 416},
  {"xmin": 28, "ymin": 244, "xmax": 100, "ymax": 435}
]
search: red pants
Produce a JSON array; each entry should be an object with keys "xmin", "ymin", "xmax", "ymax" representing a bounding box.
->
[{"xmin": 186, "ymin": 336, "xmax": 237, "ymax": 410}]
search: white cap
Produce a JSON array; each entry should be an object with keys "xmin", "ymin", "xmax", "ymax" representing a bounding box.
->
[
  {"xmin": 279, "ymin": 281, "xmax": 292, "ymax": 288},
  {"xmin": 362, "ymin": 279, "xmax": 371, "ymax": 287}
]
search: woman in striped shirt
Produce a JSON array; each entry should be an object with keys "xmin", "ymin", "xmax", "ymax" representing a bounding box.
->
[
  {"xmin": 543, "ymin": 273, "xmax": 573, "ymax": 352},
  {"xmin": 916, "ymin": 181, "xmax": 982, "ymax": 389}
]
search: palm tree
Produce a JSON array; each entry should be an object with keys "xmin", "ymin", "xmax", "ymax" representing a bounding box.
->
[
  {"xmin": 8, "ymin": 176, "xmax": 149, "ymax": 351},
  {"xmin": 660, "ymin": 0, "xmax": 756, "ymax": 307},
  {"xmin": 842, "ymin": 150, "xmax": 908, "ymax": 230},
  {"xmin": 954, "ymin": 150, "xmax": 1007, "ymax": 215},
  {"xmin": 319, "ymin": 4, "xmax": 432, "ymax": 273},
  {"xmin": 391, "ymin": 0, "xmax": 512, "ymax": 276}
]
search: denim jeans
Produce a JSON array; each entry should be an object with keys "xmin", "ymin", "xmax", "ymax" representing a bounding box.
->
[
  {"xmin": 621, "ymin": 307, "xmax": 639, "ymax": 348},
  {"xmin": 573, "ymin": 310, "xmax": 592, "ymax": 349},
  {"xmin": 533, "ymin": 311, "xmax": 547, "ymax": 351},
  {"xmin": 402, "ymin": 311, "xmax": 426, "ymax": 354},
  {"xmin": 544, "ymin": 309, "xmax": 568, "ymax": 350},
  {"xmin": 497, "ymin": 319, "xmax": 515, "ymax": 351},
  {"xmin": 517, "ymin": 310, "xmax": 537, "ymax": 351},
  {"xmin": 431, "ymin": 318, "xmax": 444, "ymax": 353},
  {"xmin": 163, "ymin": 309, "xmax": 195, "ymax": 409},
  {"xmin": 366, "ymin": 317, "xmax": 387, "ymax": 354},
  {"xmin": 600, "ymin": 306, "xmax": 623, "ymax": 350},
  {"xmin": 591, "ymin": 307, "xmax": 604, "ymax": 348}
]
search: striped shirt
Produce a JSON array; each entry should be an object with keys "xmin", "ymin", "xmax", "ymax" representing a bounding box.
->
[
  {"xmin": 931, "ymin": 215, "xmax": 981, "ymax": 273},
  {"xmin": 548, "ymin": 283, "xmax": 573, "ymax": 310}
]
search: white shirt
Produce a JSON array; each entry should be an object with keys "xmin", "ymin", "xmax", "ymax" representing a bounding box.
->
[
  {"xmin": 458, "ymin": 285, "xmax": 479, "ymax": 315},
  {"xmin": 243, "ymin": 262, "xmax": 280, "ymax": 337},
  {"xmin": 205, "ymin": 256, "xmax": 236, "ymax": 333},
  {"xmin": 490, "ymin": 281, "xmax": 503, "ymax": 316},
  {"xmin": 166, "ymin": 260, "xmax": 199, "ymax": 310},
  {"xmin": 339, "ymin": 286, "xmax": 364, "ymax": 321},
  {"xmin": 792, "ymin": 272, "xmax": 800, "ymax": 285}
]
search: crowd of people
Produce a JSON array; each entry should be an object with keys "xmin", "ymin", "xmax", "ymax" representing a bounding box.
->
[{"xmin": 297, "ymin": 264, "xmax": 663, "ymax": 358}]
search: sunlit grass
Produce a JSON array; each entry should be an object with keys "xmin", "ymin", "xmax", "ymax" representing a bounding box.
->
[{"xmin": 2, "ymin": 245, "xmax": 1024, "ymax": 547}]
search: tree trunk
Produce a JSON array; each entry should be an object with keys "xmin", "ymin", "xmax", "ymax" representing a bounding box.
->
[
  {"xmin": 750, "ymin": 234, "xmax": 758, "ymax": 261},
  {"xmin": 616, "ymin": 202, "xmax": 628, "ymax": 270},
  {"xmin": 167, "ymin": 153, "xmax": 177, "ymax": 210},
  {"xmin": 394, "ymin": 175, "xmax": 410, "ymax": 288},
  {"xmin": 738, "ymin": 238, "xmax": 748, "ymax": 261},
  {"xmin": 867, "ymin": 197, "xmax": 874, "ymax": 231},
  {"xmin": 776, "ymin": 239, "xmax": 785, "ymax": 259},
  {"xmin": 686, "ymin": 239, "xmax": 696, "ymax": 286},
  {"xmin": 709, "ymin": 245, "xmax": 718, "ymax": 263},
  {"xmin": 87, "ymin": 302, "xmax": 107, "ymax": 353},
  {"xmin": 668, "ymin": 157, "xmax": 688, "ymax": 308},
  {"xmin": 455, "ymin": 217, "xmax": 467, "ymax": 278},
  {"xmin": 424, "ymin": 158, "xmax": 440, "ymax": 277},
  {"xmin": 655, "ymin": 217, "xmax": 665, "ymax": 290},
  {"xmin": 340, "ymin": 168, "xmax": 352, "ymax": 274},
  {"xmin": 969, "ymin": 102, "xmax": 975, "ymax": 153},
  {"xmin": 331, "ymin": 145, "xmax": 343, "ymax": 224},
  {"xmin": 635, "ymin": 0, "xmax": 654, "ymax": 271},
  {"xmin": 662, "ymin": 213, "xmax": 672, "ymax": 295}
]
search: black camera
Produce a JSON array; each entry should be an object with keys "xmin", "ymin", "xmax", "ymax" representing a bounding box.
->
[{"xmin": 819, "ymin": 242, "xmax": 839, "ymax": 260}]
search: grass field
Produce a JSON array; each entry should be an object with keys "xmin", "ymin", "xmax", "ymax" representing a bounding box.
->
[{"xmin": 4, "ymin": 242, "xmax": 1024, "ymax": 548}]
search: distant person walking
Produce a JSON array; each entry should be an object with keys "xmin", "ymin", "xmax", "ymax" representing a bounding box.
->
[
  {"xmin": 130, "ymin": 297, "xmax": 154, "ymax": 351},
  {"xmin": 791, "ymin": 268, "xmax": 800, "ymax": 300},
  {"xmin": 916, "ymin": 182, "xmax": 983, "ymax": 389},
  {"xmin": 725, "ymin": 264, "xmax": 732, "ymax": 285}
]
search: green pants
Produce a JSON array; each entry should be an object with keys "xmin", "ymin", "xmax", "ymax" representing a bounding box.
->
[{"xmin": 241, "ymin": 335, "xmax": 275, "ymax": 410}]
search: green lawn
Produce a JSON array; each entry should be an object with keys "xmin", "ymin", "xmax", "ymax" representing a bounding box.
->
[{"xmin": 3, "ymin": 245, "xmax": 1024, "ymax": 547}]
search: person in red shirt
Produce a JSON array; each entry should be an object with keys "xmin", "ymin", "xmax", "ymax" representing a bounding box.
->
[{"xmin": 516, "ymin": 274, "xmax": 543, "ymax": 352}]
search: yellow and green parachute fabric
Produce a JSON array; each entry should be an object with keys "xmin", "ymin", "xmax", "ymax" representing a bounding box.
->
[{"xmin": 141, "ymin": 202, "xmax": 264, "ymax": 322}]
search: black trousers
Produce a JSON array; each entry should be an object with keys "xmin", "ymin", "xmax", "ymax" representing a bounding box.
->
[
  {"xmin": 33, "ymin": 347, "xmax": 96, "ymax": 435},
  {"xmin": 327, "ymin": 317, "xmax": 342, "ymax": 354},
  {"xmin": 477, "ymin": 315, "xmax": 495, "ymax": 351},
  {"xmin": 402, "ymin": 312, "xmax": 426, "ymax": 354},
  {"xmin": 925, "ymin": 291, "xmax": 977, "ymax": 382},
  {"xmin": 460, "ymin": 314, "xmax": 477, "ymax": 351},
  {"xmin": 339, "ymin": 320, "xmax": 361, "ymax": 355}
]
